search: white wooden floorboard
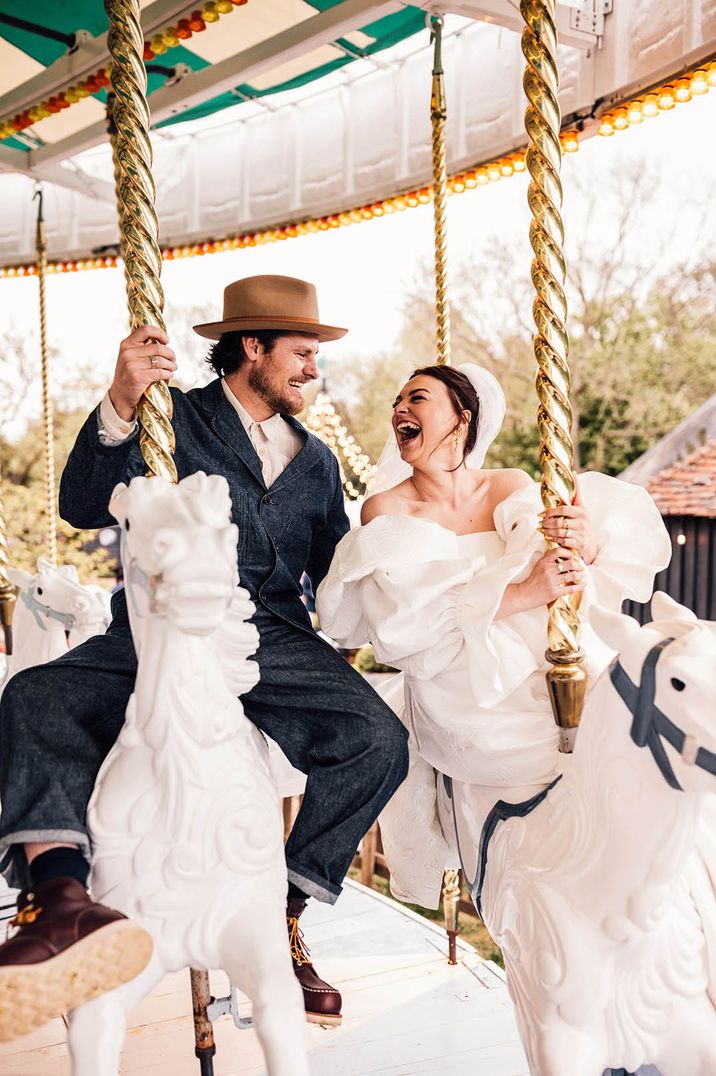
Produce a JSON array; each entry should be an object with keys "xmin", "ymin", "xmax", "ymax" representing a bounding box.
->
[{"xmin": 0, "ymin": 881, "xmax": 529, "ymax": 1076}]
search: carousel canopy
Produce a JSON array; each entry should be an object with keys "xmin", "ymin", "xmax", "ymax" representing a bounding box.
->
[{"xmin": 0, "ymin": 0, "xmax": 714, "ymax": 267}]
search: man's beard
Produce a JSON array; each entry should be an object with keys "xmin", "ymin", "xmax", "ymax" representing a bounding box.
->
[{"xmin": 248, "ymin": 363, "xmax": 302, "ymax": 416}]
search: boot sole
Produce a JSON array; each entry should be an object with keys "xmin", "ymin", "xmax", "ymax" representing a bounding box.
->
[
  {"xmin": 306, "ymin": 1010, "xmax": 342, "ymax": 1028},
  {"xmin": 0, "ymin": 919, "xmax": 153, "ymax": 1043}
]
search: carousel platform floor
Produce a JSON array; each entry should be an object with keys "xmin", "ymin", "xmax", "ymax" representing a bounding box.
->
[{"xmin": 0, "ymin": 880, "xmax": 529, "ymax": 1076}]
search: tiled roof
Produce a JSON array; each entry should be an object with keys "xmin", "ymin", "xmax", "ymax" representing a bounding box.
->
[{"xmin": 647, "ymin": 440, "xmax": 716, "ymax": 518}]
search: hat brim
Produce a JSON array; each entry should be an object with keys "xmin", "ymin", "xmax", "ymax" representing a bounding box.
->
[{"xmin": 192, "ymin": 315, "xmax": 347, "ymax": 343}]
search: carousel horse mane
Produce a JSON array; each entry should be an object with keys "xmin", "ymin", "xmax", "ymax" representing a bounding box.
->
[
  {"xmin": 0, "ymin": 559, "xmax": 111, "ymax": 694},
  {"xmin": 68, "ymin": 472, "xmax": 308, "ymax": 1076},
  {"xmin": 475, "ymin": 592, "xmax": 716, "ymax": 1076}
]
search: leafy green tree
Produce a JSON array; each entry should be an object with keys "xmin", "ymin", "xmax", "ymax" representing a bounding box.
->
[{"xmin": 328, "ymin": 164, "xmax": 716, "ymax": 478}]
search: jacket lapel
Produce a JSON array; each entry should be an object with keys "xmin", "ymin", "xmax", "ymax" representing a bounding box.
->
[
  {"xmin": 199, "ymin": 380, "xmax": 266, "ymax": 488},
  {"xmin": 196, "ymin": 380, "xmax": 322, "ymax": 492},
  {"xmin": 269, "ymin": 415, "xmax": 320, "ymax": 492}
]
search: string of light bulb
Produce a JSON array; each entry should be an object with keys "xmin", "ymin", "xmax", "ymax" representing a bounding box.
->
[
  {"xmin": 597, "ymin": 60, "xmax": 716, "ymax": 136},
  {"xmin": 1, "ymin": 55, "xmax": 714, "ymax": 280},
  {"xmin": 304, "ymin": 392, "xmax": 376, "ymax": 499},
  {"xmin": 0, "ymin": 138, "xmax": 575, "ymax": 278}
]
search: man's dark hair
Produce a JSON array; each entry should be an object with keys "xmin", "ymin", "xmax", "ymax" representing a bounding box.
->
[{"xmin": 206, "ymin": 330, "xmax": 290, "ymax": 377}]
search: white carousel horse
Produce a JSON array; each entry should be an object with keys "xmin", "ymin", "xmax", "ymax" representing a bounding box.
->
[
  {"xmin": 0, "ymin": 560, "xmax": 111, "ymax": 694},
  {"xmin": 67, "ymin": 472, "xmax": 308, "ymax": 1076},
  {"xmin": 448, "ymin": 592, "xmax": 716, "ymax": 1076}
]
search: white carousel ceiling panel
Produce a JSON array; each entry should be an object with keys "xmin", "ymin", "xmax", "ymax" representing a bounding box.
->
[
  {"xmin": 0, "ymin": 39, "xmax": 44, "ymax": 99},
  {"xmin": 187, "ymin": 0, "xmax": 318, "ymax": 64},
  {"xmin": 350, "ymin": 69, "xmax": 405, "ymax": 187},
  {"xmin": 2, "ymin": 2, "xmax": 716, "ymax": 267},
  {"xmin": 29, "ymin": 95, "xmax": 107, "ymax": 145},
  {"xmin": 616, "ymin": 0, "xmax": 716, "ymax": 85},
  {"xmin": 250, "ymin": 45, "xmax": 342, "ymax": 91}
]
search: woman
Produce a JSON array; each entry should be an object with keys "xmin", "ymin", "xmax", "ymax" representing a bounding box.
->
[{"xmin": 316, "ymin": 364, "xmax": 671, "ymax": 909}]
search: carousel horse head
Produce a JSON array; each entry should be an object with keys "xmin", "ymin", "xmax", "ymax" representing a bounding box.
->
[
  {"xmin": 8, "ymin": 558, "xmax": 110, "ymax": 637},
  {"xmin": 110, "ymin": 472, "xmax": 239, "ymax": 636},
  {"xmin": 592, "ymin": 591, "xmax": 716, "ymax": 797}
]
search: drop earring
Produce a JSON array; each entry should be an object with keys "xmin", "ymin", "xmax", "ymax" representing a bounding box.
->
[{"xmin": 453, "ymin": 426, "xmax": 461, "ymax": 451}]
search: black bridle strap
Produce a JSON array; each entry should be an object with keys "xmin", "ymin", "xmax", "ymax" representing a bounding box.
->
[{"xmin": 609, "ymin": 638, "xmax": 716, "ymax": 790}]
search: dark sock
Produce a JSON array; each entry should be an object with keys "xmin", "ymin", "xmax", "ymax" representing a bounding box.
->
[
  {"xmin": 28, "ymin": 847, "xmax": 90, "ymax": 890},
  {"xmin": 287, "ymin": 881, "xmax": 310, "ymax": 907}
]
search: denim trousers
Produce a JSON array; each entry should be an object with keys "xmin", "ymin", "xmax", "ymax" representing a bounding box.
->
[{"xmin": 0, "ymin": 606, "xmax": 409, "ymax": 899}]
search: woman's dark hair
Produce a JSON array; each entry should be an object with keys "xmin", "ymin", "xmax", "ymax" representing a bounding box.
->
[
  {"xmin": 410, "ymin": 365, "xmax": 480, "ymax": 464},
  {"xmin": 206, "ymin": 330, "xmax": 290, "ymax": 377}
]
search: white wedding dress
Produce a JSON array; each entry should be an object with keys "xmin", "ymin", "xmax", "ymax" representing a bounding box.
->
[{"xmin": 316, "ymin": 471, "xmax": 672, "ymax": 909}]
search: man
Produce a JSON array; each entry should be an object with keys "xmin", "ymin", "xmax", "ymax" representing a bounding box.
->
[{"xmin": 0, "ymin": 275, "xmax": 408, "ymax": 1040}]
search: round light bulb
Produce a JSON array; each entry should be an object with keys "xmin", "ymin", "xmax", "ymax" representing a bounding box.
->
[
  {"xmin": 598, "ymin": 117, "xmax": 615, "ymax": 136},
  {"xmin": 642, "ymin": 94, "xmax": 659, "ymax": 117},
  {"xmin": 562, "ymin": 131, "xmax": 579, "ymax": 152},
  {"xmin": 657, "ymin": 86, "xmax": 676, "ymax": 110},
  {"xmin": 690, "ymin": 69, "xmax": 709, "ymax": 95},
  {"xmin": 627, "ymin": 101, "xmax": 644, "ymax": 124},
  {"xmin": 707, "ymin": 63, "xmax": 716, "ymax": 87},
  {"xmin": 612, "ymin": 108, "xmax": 629, "ymax": 130},
  {"xmin": 674, "ymin": 78, "xmax": 691, "ymax": 102}
]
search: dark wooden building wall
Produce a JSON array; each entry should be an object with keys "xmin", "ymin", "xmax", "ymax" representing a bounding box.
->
[{"xmin": 624, "ymin": 514, "xmax": 716, "ymax": 624}]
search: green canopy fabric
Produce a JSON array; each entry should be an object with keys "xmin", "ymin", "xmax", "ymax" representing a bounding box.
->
[{"xmin": 0, "ymin": 1, "xmax": 426, "ymax": 150}]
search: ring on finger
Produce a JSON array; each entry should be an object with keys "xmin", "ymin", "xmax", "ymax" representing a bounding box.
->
[
  {"xmin": 150, "ymin": 355, "xmax": 158, "ymax": 368},
  {"xmin": 565, "ymin": 524, "xmax": 571, "ymax": 538}
]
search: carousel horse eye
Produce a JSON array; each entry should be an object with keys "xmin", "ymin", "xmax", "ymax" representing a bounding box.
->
[
  {"xmin": 36, "ymin": 586, "xmax": 43, "ymax": 596},
  {"xmin": 125, "ymin": 519, "xmax": 131, "ymax": 532},
  {"xmin": 671, "ymin": 677, "xmax": 686, "ymax": 692}
]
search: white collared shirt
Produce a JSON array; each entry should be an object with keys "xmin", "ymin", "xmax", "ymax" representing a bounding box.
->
[{"xmin": 98, "ymin": 381, "xmax": 303, "ymax": 487}]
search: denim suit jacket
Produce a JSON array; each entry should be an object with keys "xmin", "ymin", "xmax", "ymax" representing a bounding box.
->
[{"xmin": 58, "ymin": 378, "xmax": 350, "ymax": 633}]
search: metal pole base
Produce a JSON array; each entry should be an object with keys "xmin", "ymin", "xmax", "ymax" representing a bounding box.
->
[
  {"xmin": 190, "ymin": 968, "xmax": 216, "ymax": 1076},
  {"xmin": 197, "ymin": 1049, "xmax": 216, "ymax": 1076}
]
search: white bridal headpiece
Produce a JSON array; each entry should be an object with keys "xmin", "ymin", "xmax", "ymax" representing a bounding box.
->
[{"xmin": 368, "ymin": 363, "xmax": 507, "ymax": 496}]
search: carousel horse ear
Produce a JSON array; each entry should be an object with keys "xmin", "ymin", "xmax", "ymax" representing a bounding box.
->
[
  {"xmin": 7, "ymin": 567, "xmax": 34, "ymax": 591},
  {"xmin": 589, "ymin": 604, "xmax": 643, "ymax": 653},
  {"xmin": 109, "ymin": 482, "xmax": 130, "ymax": 526},
  {"xmin": 650, "ymin": 591, "xmax": 698, "ymax": 629},
  {"xmin": 57, "ymin": 564, "xmax": 80, "ymax": 581}
]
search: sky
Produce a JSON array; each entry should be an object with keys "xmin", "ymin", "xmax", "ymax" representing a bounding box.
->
[{"xmin": 1, "ymin": 76, "xmax": 715, "ymax": 440}]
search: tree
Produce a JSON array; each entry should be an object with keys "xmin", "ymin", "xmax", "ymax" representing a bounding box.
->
[
  {"xmin": 0, "ymin": 346, "xmax": 114, "ymax": 585},
  {"xmin": 330, "ymin": 163, "xmax": 716, "ymax": 478},
  {"xmin": 2, "ymin": 480, "xmax": 111, "ymax": 579}
]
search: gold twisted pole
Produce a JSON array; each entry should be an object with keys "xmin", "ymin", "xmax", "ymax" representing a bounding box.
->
[
  {"xmin": 0, "ymin": 473, "xmax": 14, "ymax": 656},
  {"xmin": 429, "ymin": 14, "xmax": 451, "ymax": 366},
  {"xmin": 521, "ymin": 0, "xmax": 585, "ymax": 752},
  {"xmin": 106, "ymin": 92, "xmax": 132, "ymax": 324},
  {"xmin": 429, "ymin": 14, "xmax": 462, "ymax": 952},
  {"xmin": 105, "ymin": 0, "xmax": 176, "ymax": 481},
  {"xmin": 35, "ymin": 187, "xmax": 58, "ymax": 565}
]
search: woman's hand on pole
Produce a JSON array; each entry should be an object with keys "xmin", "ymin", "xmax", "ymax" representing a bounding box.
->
[
  {"xmin": 496, "ymin": 548, "xmax": 586, "ymax": 619},
  {"xmin": 108, "ymin": 325, "xmax": 177, "ymax": 421},
  {"xmin": 538, "ymin": 479, "xmax": 599, "ymax": 564}
]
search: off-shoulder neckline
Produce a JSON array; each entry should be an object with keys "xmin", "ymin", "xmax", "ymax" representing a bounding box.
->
[
  {"xmin": 360, "ymin": 482, "xmax": 535, "ymax": 539},
  {"xmin": 359, "ymin": 513, "xmax": 500, "ymax": 540}
]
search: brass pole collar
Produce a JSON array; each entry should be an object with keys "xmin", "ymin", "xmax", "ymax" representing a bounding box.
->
[{"xmin": 429, "ymin": 13, "xmax": 447, "ymax": 118}]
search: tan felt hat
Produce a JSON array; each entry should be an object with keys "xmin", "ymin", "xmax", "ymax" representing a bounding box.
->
[{"xmin": 192, "ymin": 274, "xmax": 348, "ymax": 342}]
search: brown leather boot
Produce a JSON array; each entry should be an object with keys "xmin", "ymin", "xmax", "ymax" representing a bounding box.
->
[
  {"xmin": 287, "ymin": 898, "xmax": 342, "ymax": 1028},
  {"xmin": 0, "ymin": 877, "xmax": 153, "ymax": 1043}
]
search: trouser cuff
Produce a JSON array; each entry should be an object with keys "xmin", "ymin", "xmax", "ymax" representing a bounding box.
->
[
  {"xmin": 286, "ymin": 860, "xmax": 341, "ymax": 905},
  {"xmin": 0, "ymin": 830, "xmax": 90, "ymax": 891}
]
